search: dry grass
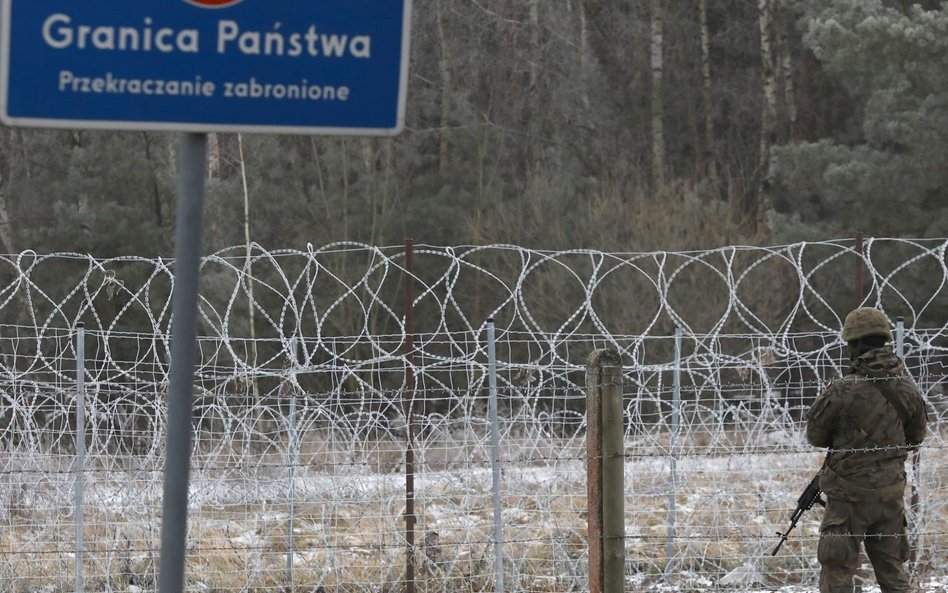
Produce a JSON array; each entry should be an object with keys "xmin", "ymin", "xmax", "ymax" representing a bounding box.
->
[{"xmin": 0, "ymin": 431, "xmax": 945, "ymax": 593}]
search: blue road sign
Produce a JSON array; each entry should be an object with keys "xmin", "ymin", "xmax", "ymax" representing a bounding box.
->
[{"xmin": 0, "ymin": 0, "xmax": 411, "ymax": 134}]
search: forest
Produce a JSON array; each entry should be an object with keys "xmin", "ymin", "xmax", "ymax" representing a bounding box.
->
[{"xmin": 0, "ymin": 0, "xmax": 945, "ymax": 260}]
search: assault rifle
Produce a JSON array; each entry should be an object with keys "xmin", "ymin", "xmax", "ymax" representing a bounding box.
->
[{"xmin": 771, "ymin": 474, "xmax": 825, "ymax": 555}]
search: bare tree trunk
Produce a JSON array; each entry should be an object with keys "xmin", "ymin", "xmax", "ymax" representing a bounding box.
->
[
  {"xmin": 795, "ymin": 50, "xmax": 820, "ymax": 140},
  {"xmin": 207, "ymin": 132, "xmax": 221, "ymax": 180},
  {"xmin": 142, "ymin": 133, "xmax": 165, "ymax": 228},
  {"xmin": 360, "ymin": 138, "xmax": 386, "ymax": 245},
  {"xmin": 435, "ymin": 1, "xmax": 451, "ymax": 176},
  {"xmin": 778, "ymin": 6, "xmax": 797, "ymax": 141},
  {"xmin": 528, "ymin": 0, "xmax": 542, "ymax": 167},
  {"xmin": 698, "ymin": 0, "xmax": 717, "ymax": 182},
  {"xmin": 370, "ymin": 139, "xmax": 395, "ymax": 246},
  {"xmin": 529, "ymin": 0, "xmax": 540, "ymax": 89},
  {"xmin": 0, "ymin": 130, "xmax": 17, "ymax": 254},
  {"xmin": 341, "ymin": 139, "xmax": 350, "ymax": 240},
  {"xmin": 237, "ymin": 134, "xmax": 260, "ymax": 400},
  {"xmin": 360, "ymin": 138, "xmax": 374, "ymax": 171},
  {"xmin": 753, "ymin": 0, "xmax": 777, "ymax": 235},
  {"xmin": 0, "ymin": 187, "xmax": 15, "ymax": 254},
  {"xmin": 583, "ymin": 0, "xmax": 638, "ymax": 121},
  {"xmin": 687, "ymin": 85, "xmax": 702, "ymax": 180},
  {"xmin": 650, "ymin": 0, "xmax": 666, "ymax": 190},
  {"xmin": 579, "ymin": 1, "xmax": 592, "ymax": 112}
]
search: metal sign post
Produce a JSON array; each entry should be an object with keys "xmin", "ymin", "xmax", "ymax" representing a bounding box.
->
[{"xmin": 156, "ymin": 132, "xmax": 207, "ymax": 593}]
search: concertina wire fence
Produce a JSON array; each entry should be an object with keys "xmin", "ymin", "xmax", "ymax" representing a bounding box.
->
[{"xmin": 0, "ymin": 237, "xmax": 945, "ymax": 593}]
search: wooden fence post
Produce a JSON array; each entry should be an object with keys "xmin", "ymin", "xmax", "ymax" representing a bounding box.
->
[{"xmin": 587, "ymin": 349, "xmax": 625, "ymax": 593}]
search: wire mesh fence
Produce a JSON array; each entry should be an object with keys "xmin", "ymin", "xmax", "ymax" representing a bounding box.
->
[{"xmin": 0, "ymin": 238, "xmax": 945, "ymax": 592}]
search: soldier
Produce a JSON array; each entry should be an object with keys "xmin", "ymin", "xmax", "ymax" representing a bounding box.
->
[{"xmin": 806, "ymin": 307, "xmax": 927, "ymax": 593}]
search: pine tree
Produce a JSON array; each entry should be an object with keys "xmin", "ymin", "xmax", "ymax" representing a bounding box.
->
[{"xmin": 771, "ymin": 0, "xmax": 948, "ymax": 239}]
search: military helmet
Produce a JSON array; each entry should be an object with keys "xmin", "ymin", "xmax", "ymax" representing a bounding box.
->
[{"xmin": 841, "ymin": 307, "xmax": 892, "ymax": 342}]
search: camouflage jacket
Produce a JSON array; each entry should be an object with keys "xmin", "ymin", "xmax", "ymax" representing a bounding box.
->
[{"xmin": 806, "ymin": 346, "xmax": 928, "ymax": 501}]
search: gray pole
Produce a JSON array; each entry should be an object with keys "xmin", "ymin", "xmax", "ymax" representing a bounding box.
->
[
  {"xmin": 288, "ymin": 392, "xmax": 297, "ymax": 587},
  {"xmin": 486, "ymin": 319, "xmax": 505, "ymax": 593},
  {"xmin": 287, "ymin": 338, "xmax": 299, "ymax": 588},
  {"xmin": 666, "ymin": 327, "xmax": 682, "ymax": 569},
  {"xmin": 157, "ymin": 132, "xmax": 207, "ymax": 593},
  {"xmin": 896, "ymin": 316, "xmax": 922, "ymax": 568},
  {"xmin": 74, "ymin": 322, "xmax": 86, "ymax": 593},
  {"xmin": 896, "ymin": 316, "xmax": 905, "ymax": 358}
]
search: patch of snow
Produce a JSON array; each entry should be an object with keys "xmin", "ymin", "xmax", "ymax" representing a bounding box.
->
[
  {"xmin": 230, "ymin": 530, "xmax": 262, "ymax": 546},
  {"xmin": 718, "ymin": 561, "xmax": 764, "ymax": 586}
]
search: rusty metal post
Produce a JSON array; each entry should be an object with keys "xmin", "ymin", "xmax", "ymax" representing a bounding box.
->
[
  {"xmin": 403, "ymin": 239, "xmax": 416, "ymax": 593},
  {"xmin": 586, "ymin": 349, "xmax": 625, "ymax": 593}
]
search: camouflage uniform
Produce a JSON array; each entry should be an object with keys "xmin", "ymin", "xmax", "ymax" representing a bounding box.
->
[{"xmin": 806, "ymin": 346, "xmax": 927, "ymax": 593}]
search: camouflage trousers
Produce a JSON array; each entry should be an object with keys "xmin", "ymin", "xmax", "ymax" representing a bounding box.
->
[{"xmin": 818, "ymin": 496, "xmax": 910, "ymax": 593}]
